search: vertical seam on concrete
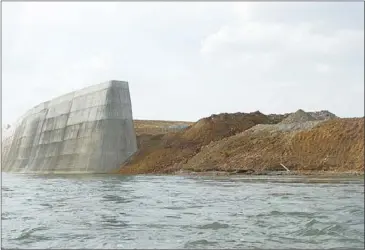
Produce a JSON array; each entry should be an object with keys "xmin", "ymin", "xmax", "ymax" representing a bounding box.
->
[
  {"xmin": 23, "ymin": 119, "xmax": 41, "ymax": 170},
  {"xmin": 60, "ymin": 97, "xmax": 75, "ymax": 172},
  {"xmin": 76, "ymin": 123, "xmax": 82, "ymax": 138},
  {"xmin": 86, "ymin": 94, "xmax": 101, "ymax": 173},
  {"xmin": 38, "ymin": 109, "xmax": 50, "ymax": 172},
  {"xmin": 29, "ymin": 108, "xmax": 49, "ymax": 171},
  {"xmin": 75, "ymin": 123, "xmax": 83, "ymax": 171},
  {"xmin": 47, "ymin": 97, "xmax": 74, "ymax": 172},
  {"xmin": 98, "ymin": 86, "xmax": 111, "ymax": 173}
]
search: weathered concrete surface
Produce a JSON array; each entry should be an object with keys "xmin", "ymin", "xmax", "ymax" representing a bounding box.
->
[{"xmin": 1, "ymin": 80, "xmax": 137, "ymax": 173}]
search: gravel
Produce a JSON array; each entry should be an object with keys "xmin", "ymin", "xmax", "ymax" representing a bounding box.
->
[
  {"xmin": 308, "ymin": 110, "xmax": 337, "ymax": 120},
  {"xmin": 248, "ymin": 120, "xmax": 323, "ymax": 134},
  {"xmin": 280, "ymin": 109, "xmax": 317, "ymax": 124},
  {"xmin": 245, "ymin": 109, "xmax": 333, "ymax": 135}
]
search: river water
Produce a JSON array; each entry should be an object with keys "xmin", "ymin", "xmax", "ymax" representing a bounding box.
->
[{"xmin": 1, "ymin": 173, "xmax": 364, "ymax": 249}]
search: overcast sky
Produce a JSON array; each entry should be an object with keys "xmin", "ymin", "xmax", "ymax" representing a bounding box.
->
[{"xmin": 2, "ymin": 2, "xmax": 364, "ymax": 124}]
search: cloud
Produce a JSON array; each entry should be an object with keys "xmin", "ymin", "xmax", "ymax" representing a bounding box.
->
[
  {"xmin": 315, "ymin": 63, "xmax": 331, "ymax": 73},
  {"xmin": 2, "ymin": 2, "xmax": 364, "ymax": 125},
  {"xmin": 198, "ymin": 2, "xmax": 363, "ymax": 116}
]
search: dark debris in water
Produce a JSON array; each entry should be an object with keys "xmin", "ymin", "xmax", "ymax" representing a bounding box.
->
[
  {"xmin": 197, "ymin": 222, "xmax": 230, "ymax": 230},
  {"xmin": 184, "ymin": 239, "xmax": 218, "ymax": 248}
]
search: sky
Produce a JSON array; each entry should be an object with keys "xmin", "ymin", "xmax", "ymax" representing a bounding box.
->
[{"xmin": 2, "ymin": 2, "xmax": 364, "ymax": 125}]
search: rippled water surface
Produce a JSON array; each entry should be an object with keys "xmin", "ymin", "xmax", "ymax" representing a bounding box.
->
[{"xmin": 2, "ymin": 173, "xmax": 364, "ymax": 249}]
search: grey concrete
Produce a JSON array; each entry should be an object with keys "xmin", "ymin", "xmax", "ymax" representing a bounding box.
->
[{"xmin": 1, "ymin": 80, "xmax": 137, "ymax": 173}]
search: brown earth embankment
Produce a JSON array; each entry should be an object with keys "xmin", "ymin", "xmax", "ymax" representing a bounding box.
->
[
  {"xmin": 182, "ymin": 118, "xmax": 364, "ymax": 174},
  {"xmin": 123, "ymin": 112, "xmax": 363, "ymax": 175},
  {"xmin": 120, "ymin": 112, "xmax": 275, "ymax": 174}
]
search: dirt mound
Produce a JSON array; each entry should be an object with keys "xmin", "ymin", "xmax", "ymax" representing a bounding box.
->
[
  {"xmin": 280, "ymin": 109, "xmax": 316, "ymax": 124},
  {"xmin": 119, "ymin": 112, "xmax": 273, "ymax": 174},
  {"xmin": 182, "ymin": 118, "xmax": 364, "ymax": 173},
  {"xmin": 179, "ymin": 111, "xmax": 271, "ymax": 145}
]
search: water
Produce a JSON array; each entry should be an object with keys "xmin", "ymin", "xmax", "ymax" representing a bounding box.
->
[{"xmin": 2, "ymin": 173, "xmax": 364, "ymax": 249}]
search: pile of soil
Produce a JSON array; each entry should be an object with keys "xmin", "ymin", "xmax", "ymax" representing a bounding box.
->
[
  {"xmin": 182, "ymin": 118, "xmax": 364, "ymax": 174},
  {"xmin": 119, "ymin": 112, "xmax": 275, "ymax": 174},
  {"xmin": 120, "ymin": 111, "xmax": 363, "ymax": 175},
  {"xmin": 174, "ymin": 111, "xmax": 271, "ymax": 145}
]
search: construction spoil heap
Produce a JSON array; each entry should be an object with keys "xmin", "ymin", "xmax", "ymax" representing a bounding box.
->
[
  {"xmin": 2, "ymin": 81, "xmax": 137, "ymax": 173},
  {"xmin": 119, "ymin": 109, "xmax": 363, "ymax": 175}
]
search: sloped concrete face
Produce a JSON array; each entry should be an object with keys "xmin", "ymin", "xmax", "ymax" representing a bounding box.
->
[{"xmin": 2, "ymin": 80, "xmax": 137, "ymax": 173}]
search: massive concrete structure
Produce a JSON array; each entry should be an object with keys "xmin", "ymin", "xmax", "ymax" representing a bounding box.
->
[{"xmin": 2, "ymin": 80, "xmax": 137, "ymax": 173}]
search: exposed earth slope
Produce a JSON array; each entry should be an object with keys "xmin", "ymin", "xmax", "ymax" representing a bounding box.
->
[
  {"xmin": 183, "ymin": 118, "xmax": 364, "ymax": 174},
  {"xmin": 123, "ymin": 110, "xmax": 363, "ymax": 175},
  {"xmin": 120, "ymin": 112, "xmax": 275, "ymax": 174}
]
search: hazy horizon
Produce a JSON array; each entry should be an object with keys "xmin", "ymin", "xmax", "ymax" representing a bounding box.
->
[{"xmin": 2, "ymin": 2, "xmax": 364, "ymax": 125}]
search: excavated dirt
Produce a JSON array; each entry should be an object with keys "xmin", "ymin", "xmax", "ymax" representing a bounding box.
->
[
  {"xmin": 119, "ymin": 112, "xmax": 276, "ymax": 174},
  {"xmin": 121, "ymin": 111, "xmax": 363, "ymax": 175},
  {"xmin": 183, "ymin": 118, "xmax": 364, "ymax": 174}
]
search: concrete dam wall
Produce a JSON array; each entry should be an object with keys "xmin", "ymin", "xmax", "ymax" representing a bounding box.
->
[{"xmin": 1, "ymin": 80, "xmax": 138, "ymax": 173}]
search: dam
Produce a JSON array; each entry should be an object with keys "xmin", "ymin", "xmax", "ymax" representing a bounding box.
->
[{"xmin": 1, "ymin": 80, "xmax": 138, "ymax": 173}]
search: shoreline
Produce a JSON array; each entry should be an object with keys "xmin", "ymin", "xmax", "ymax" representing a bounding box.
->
[
  {"xmin": 3, "ymin": 170, "xmax": 364, "ymax": 181},
  {"xmin": 170, "ymin": 170, "xmax": 364, "ymax": 178}
]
